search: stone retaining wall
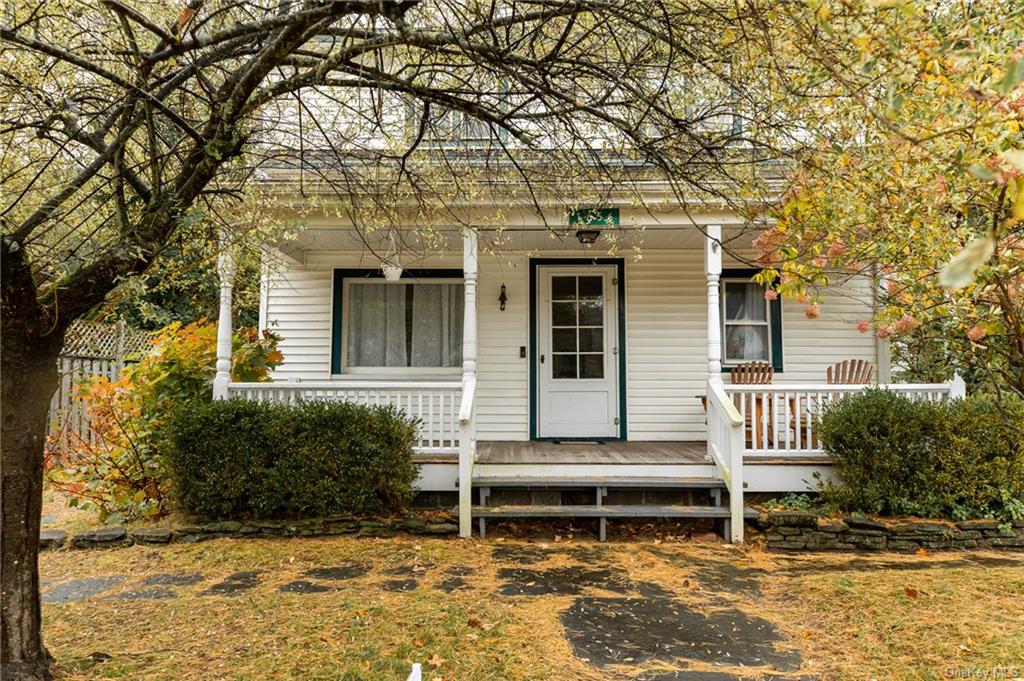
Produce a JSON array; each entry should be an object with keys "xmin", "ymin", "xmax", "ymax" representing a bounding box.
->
[
  {"xmin": 764, "ymin": 510, "xmax": 1024, "ymax": 552},
  {"xmin": 39, "ymin": 514, "xmax": 459, "ymax": 551}
]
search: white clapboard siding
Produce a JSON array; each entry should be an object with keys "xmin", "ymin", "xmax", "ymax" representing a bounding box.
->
[
  {"xmin": 264, "ymin": 266, "xmax": 334, "ymax": 379},
  {"xmin": 263, "ymin": 246, "xmax": 879, "ymax": 442},
  {"xmin": 476, "ymin": 255, "xmax": 530, "ymax": 440},
  {"xmin": 625, "ymin": 250, "xmax": 708, "ymax": 440},
  {"xmin": 777, "ymin": 277, "xmax": 877, "ymax": 383}
]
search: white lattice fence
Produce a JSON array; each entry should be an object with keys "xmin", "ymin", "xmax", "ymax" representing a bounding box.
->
[{"xmin": 47, "ymin": 321, "xmax": 150, "ymax": 451}]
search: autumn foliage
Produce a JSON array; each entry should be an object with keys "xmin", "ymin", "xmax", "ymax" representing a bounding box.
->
[
  {"xmin": 46, "ymin": 321, "xmax": 283, "ymax": 522},
  {"xmin": 753, "ymin": 1, "xmax": 1024, "ymax": 395}
]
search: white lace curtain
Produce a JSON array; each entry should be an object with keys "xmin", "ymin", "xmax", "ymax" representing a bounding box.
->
[
  {"xmin": 723, "ymin": 282, "xmax": 768, "ymax": 362},
  {"xmin": 346, "ymin": 282, "xmax": 463, "ymax": 368}
]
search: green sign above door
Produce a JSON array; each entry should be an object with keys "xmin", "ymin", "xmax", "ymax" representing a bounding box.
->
[{"xmin": 568, "ymin": 208, "xmax": 619, "ymax": 226}]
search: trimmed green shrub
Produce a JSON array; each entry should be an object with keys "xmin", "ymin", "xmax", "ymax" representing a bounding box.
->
[
  {"xmin": 164, "ymin": 399, "xmax": 419, "ymax": 519},
  {"xmin": 46, "ymin": 321, "xmax": 282, "ymax": 522},
  {"xmin": 818, "ymin": 389, "xmax": 1024, "ymax": 521}
]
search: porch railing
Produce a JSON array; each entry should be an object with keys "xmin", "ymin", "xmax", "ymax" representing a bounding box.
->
[
  {"xmin": 722, "ymin": 378, "xmax": 965, "ymax": 456},
  {"xmin": 226, "ymin": 380, "xmax": 463, "ymax": 454},
  {"xmin": 705, "ymin": 379, "xmax": 745, "ymax": 543}
]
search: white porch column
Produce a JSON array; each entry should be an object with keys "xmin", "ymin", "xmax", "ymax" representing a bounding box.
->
[
  {"xmin": 705, "ymin": 224, "xmax": 723, "ymax": 380},
  {"xmin": 704, "ymin": 224, "xmax": 744, "ymax": 542},
  {"xmin": 462, "ymin": 230, "xmax": 479, "ymax": 379},
  {"xmin": 458, "ymin": 229, "xmax": 479, "ymax": 538},
  {"xmin": 212, "ymin": 246, "xmax": 236, "ymax": 400}
]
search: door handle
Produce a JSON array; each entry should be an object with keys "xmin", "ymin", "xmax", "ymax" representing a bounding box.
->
[{"xmin": 540, "ymin": 354, "xmax": 545, "ymax": 364}]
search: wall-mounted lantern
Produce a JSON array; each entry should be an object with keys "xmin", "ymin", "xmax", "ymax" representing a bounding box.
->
[
  {"xmin": 499, "ymin": 283, "xmax": 508, "ymax": 311},
  {"xmin": 568, "ymin": 207, "xmax": 618, "ymax": 246}
]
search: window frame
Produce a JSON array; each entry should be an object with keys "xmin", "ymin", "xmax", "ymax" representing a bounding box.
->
[
  {"xmin": 719, "ymin": 269, "xmax": 783, "ymax": 372},
  {"xmin": 331, "ymin": 269, "xmax": 465, "ymax": 377}
]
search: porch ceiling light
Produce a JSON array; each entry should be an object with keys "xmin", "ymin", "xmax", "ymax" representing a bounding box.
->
[
  {"xmin": 381, "ymin": 263, "xmax": 403, "ymax": 281},
  {"xmin": 575, "ymin": 229, "xmax": 601, "ymax": 245}
]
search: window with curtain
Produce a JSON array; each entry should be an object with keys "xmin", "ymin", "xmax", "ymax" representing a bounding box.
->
[
  {"xmin": 344, "ymin": 280, "xmax": 464, "ymax": 370},
  {"xmin": 722, "ymin": 280, "xmax": 771, "ymax": 364}
]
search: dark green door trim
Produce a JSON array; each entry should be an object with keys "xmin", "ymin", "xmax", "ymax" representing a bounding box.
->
[
  {"xmin": 720, "ymin": 268, "xmax": 783, "ymax": 373},
  {"xmin": 330, "ymin": 268, "xmax": 464, "ymax": 375},
  {"xmin": 529, "ymin": 257, "xmax": 627, "ymax": 440}
]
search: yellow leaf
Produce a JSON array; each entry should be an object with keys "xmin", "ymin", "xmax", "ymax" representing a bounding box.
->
[
  {"xmin": 1001, "ymin": 149, "xmax": 1024, "ymax": 172},
  {"xmin": 1014, "ymin": 182, "xmax": 1024, "ymax": 221},
  {"xmin": 940, "ymin": 237, "xmax": 995, "ymax": 289}
]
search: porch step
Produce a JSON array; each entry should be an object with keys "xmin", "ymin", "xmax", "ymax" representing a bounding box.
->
[
  {"xmin": 472, "ymin": 504, "xmax": 758, "ymax": 519},
  {"xmin": 470, "ymin": 502, "xmax": 758, "ymax": 541},
  {"xmin": 470, "ymin": 476, "xmax": 725, "ymax": 489}
]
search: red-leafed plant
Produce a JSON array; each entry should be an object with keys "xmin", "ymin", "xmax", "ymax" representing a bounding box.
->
[{"xmin": 46, "ymin": 321, "xmax": 283, "ymax": 522}]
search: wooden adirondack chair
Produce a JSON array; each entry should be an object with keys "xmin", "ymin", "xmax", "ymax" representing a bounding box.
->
[
  {"xmin": 730, "ymin": 361, "xmax": 775, "ymax": 384},
  {"xmin": 699, "ymin": 363, "xmax": 776, "ymax": 446},
  {"xmin": 729, "ymin": 362, "xmax": 775, "ymax": 446},
  {"xmin": 826, "ymin": 359, "xmax": 875, "ymax": 384},
  {"xmin": 699, "ymin": 361, "xmax": 775, "ymax": 409},
  {"xmin": 786, "ymin": 360, "xmax": 874, "ymax": 448}
]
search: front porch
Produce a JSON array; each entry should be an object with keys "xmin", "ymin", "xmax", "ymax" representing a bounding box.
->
[
  {"xmin": 223, "ymin": 373, "xmax": 966, "ymax": 545},
  {"xmin": 215, "ymin": 223, "xmax": 965, "ymax": 543}
]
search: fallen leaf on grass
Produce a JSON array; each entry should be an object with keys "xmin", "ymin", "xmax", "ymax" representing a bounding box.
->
[
  {"xmin": 428, "ymin": 653, "xmax": 445, "ymax": 668},
  {"xmin": 904, "ymin": 587, "xmax": 919, "ymax": 599}
]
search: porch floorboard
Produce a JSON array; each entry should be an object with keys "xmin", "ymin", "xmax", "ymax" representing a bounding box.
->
[{"xmin": 475, "ymin": 440, "xmax": 707, "ymax": 465}]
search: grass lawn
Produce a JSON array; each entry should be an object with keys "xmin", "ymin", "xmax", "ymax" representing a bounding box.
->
[{"xmin": 38, "ymin": 534, "xmax": 1024, "ymax": 681}]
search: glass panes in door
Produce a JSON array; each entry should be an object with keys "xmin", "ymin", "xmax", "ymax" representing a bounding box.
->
[{"xmin": 550, "ymin": 275, "xmax": 604, "ymax": 379}]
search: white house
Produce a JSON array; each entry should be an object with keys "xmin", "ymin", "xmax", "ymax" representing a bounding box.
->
[{"xmin": 212, "ymin": 194, "xmax": 964, "ymax": 542}]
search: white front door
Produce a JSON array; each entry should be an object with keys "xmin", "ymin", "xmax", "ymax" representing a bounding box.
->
[{"xmin": 537, "ymin": 266, "xmax": 619, "ymax": 438}]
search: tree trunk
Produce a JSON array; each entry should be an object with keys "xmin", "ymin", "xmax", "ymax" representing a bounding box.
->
[
  {"xmin": 2, "ymin": 236, "xmax": 68, "ymax": 679},
  {"xmin": 1, "ymin": 341, "xmax": 61, "ymax": 680}
]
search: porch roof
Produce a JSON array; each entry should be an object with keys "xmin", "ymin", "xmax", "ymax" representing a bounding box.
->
[{"xmin": 273, "ymin": 221, "xmax": 758, "ymax": 263}]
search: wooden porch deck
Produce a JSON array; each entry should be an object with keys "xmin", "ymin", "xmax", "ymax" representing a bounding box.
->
[
  {"xmin": 414, "ymin": 440, "xmax": 833, "ymax": 466},
  {"xmin": 475, "ymin": 440, "xmax": 708, "ymax": 465}
]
